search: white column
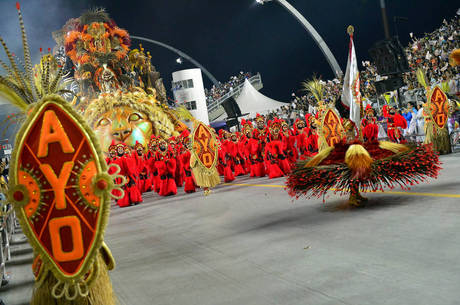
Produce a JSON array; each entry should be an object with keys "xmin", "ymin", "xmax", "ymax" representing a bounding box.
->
[{"xmin": 172, "ymin": 68, "xmax": 210, "ymax": 125}]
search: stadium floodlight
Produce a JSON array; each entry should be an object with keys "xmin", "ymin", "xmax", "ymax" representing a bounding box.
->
[
  {"xmin": 255, "ymin": 0, "xmax": 342, "ymax": 77},
  {"xmin": 176, "ymin": 57, "xmax": 183, "ymax": 64}
]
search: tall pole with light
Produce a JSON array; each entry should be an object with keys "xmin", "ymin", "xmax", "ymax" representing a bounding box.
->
[
  {"xmin": 256, "ymin": 0, "xmax": 343, "ymax": 78},
  {"xmin": 379, "ymin": 0, "xmax": 391, "ymax": 40}
]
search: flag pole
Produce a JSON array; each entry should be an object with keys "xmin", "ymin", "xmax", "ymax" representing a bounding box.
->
[{"xmin": 347, "ymin": 25, "xmax": 363, "ymax": 140}]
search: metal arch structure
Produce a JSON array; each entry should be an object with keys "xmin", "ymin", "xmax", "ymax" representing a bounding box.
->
[
  {"xmin": 260, "ymin": 0, "xmax": 343, "ymax": 78},
  {"xmin": 130, "ymin": 35, "xmax": 220, "ymax": 86}
]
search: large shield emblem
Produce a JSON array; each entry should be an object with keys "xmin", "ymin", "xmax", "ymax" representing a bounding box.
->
[
  {"xmin": 321, "ymin": 109, "xmax": 344, "ymax": 147},
  {"xmin": 429, "ymin": 86, "xmax": 449, "ymax": 129},
  {"xmin": 9, "ymin": 96, "xmax": 113, "ymax": 285},
  {"xmin": 191, "ymin": 123, "xmax": 218, "ymax": 170}
]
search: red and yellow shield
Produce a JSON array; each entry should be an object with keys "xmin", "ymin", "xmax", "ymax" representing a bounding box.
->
[
  {"xmin": 321, "ymin": 109, "xmax": 344, "ymax": 147},
  {"xmin": 191, "ymin": 123, "xmax": 218, "ymax": 170},
  {"xmin": 9, "ymin": 96, "xmax": 112, "ymax": 283},
  {"xmin": 429, "ymin": 86, "xmax": 449, "ymax": 129}
]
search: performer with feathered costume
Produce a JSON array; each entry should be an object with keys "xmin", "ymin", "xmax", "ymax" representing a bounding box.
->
[
  {"xmin": 190, "ymin": 121, "xmax": 221, "ymax": 195},
  {"xmin": 0, "ymin": 4, "xmax": 123, "ymax": 304},
  {"xmin": 52, "ymin": 8, "xmax": 188, "ymax": 153},
  {"xmin": 416, "ymin": 69, "xmax": 454, "ymax": 154},
  {"xmin": 286, "ymin": 79, "xmax": 441, "ymax": 206}
]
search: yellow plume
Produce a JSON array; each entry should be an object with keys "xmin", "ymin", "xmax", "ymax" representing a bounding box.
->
[
  {"xmin": 416, "ymin": 68, "xmax": 428, "ymax": 88},
  {"xmin": 378, "ymin": 141, "xmax": 409, "ymax": 153},
  {"xmin": 304, "ymin": 146, "xmax": 334, "ymax": 168},
  {"xmin": 345, "ymin": 144, "xmax": 373, "ymax": 178},
  {"xmin": 0, "ymin": 83, "xmax": 28, "ymax": 111},
  {"xmin": 175, "ymin": 106, "xmax": 194, "ymax": 121},
  {"xmin": 301, "ymin": 77, "xmax": 324, "ymax": 104},
  {"xmin": 440, "ymin": 81, "xmax": 450, "ymax": 93}
]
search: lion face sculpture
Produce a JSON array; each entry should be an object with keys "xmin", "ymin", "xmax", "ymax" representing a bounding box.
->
[
  {"xmin": 83, "ymin": 90, "xmax": 181, "ymax": 153},
  {"xmin": 94, "ymin": 106, "xmax": 153, "ymax": 151}
]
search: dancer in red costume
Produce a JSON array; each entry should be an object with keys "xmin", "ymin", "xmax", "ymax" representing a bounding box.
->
[
  {"xmin": 253, "ymin": 116, "xmax": 270, "ymax": 175},
  {"xmin": 248, "ymin": 129, "xmax": 266, "ymax": 177},
  {"xmin": 112, "ymin": 143, "xmax": 142, "ymax": 207},
  {"xmin": 134, "ymin": 141, "xmax": 151, "ymax": 193},
  {"xmin": 383, "ymin": 105, "xmax": 407, "ymax": 143},
  {"xmin": 305, "ymin": 116, "xmax": 319, "ymax": 156},
  {"xmin": 292, "ymin": 118, "xmax": 309, "ymax": 159},
  {"xmin": 220, "ymin": 131, "xmax": 235, "ymax": 182},
  {"xmin": 361, "ymin": 105, "xmax": 379, "ymax": 142},
  {"xmin": 156, "ymin": 139, "xmax": 177, "ymax": 196},
  {"xmin": 281, "ymin": 120, "xmax": 298, "ymax": 163},
  {"xmin": 229, "ymin": 133, "xmax": 246, "ymax": 176},
  {"xmin": 106, "ymin": 141, "xmax": 124, "ymax": 200},
  {"xmin": 147, "ymin": 136, "xmax": 161, "ymax": 193},
  {"xmin": 122, "ymin": 145, "xmax": 143, "ymax": 203},
  {"xmin": 181, "ymin": 134, "xmax": 196, "ymax": 193},
  {"xmin": 106, "ymin": 140, "xmax": 117, "ymax": 164},
  {"xmin": 217, "ymin": 140, "xmax": 229, "ymax": 181},
  {"xmin": 170, "ymin": 137, "xmax": 184, "ymax": 188},
  {"xmin": 287, "ymin": 77, "xmax": 441, "ymax": 207},
  {"xmin": 217, "ymin": 130, "xmax": 225, "ymax": 175},
  {"xmin": 238, "ymin": 119, "xmax": 253, "ymax": 174},
  {"xmin": 253, "ymin": 114, "xmax": 268, "ymax": 142},
  {"xmin": 266, "ymin": 119, "xmax": 290, "ymax": 178}
]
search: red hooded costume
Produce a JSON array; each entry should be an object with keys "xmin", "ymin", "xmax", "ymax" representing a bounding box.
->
[
  {"xmin": 155, "ymin": 140, "xmax": 177, "ymax": 196},
  {"xmin": 383, "ymin": 105, "xmax": 407, "ymax": 143},
  {"xmin": 361, "ymin": 105, "xmax": 379, "ymax": 142}
]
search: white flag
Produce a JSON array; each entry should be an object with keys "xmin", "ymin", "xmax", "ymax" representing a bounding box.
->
[{"xmin": 341, "ymin": 34, "xmax": 361, "ymax": 127}]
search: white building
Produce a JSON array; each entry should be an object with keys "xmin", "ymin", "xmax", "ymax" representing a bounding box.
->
[{"xmin": 172, "ymin": 68, "xmax": 209, "ymax": 125}]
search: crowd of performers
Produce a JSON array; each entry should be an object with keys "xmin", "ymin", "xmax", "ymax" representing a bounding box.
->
[
  {"xmin": 105, "ymin": 131, "xmax": 196, "ymax": 207},
  {"xmin": 103, "ymin": 102, "xmax": 417, "ymax": 207}
]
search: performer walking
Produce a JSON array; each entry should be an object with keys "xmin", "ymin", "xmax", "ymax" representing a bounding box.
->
[
  {"xmin": 190, "ymin": 122, "xmax": 221, "ymax": 195},
  {"xmin": 156, "ymin": 139, "xmax": 177, "ymax": 196}
]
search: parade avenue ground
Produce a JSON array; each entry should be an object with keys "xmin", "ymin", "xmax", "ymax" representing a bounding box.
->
[{"xmin": 3, "ymin": 153, "xmax": 460, "ymax": 305}]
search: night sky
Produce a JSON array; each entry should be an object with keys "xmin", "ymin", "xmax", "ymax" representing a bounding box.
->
[{"xmin": 0, "ymin": 0, "xmax": 459, "ymax": 103}]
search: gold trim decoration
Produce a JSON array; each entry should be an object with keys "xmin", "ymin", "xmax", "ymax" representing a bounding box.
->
[{"xmin": 8, "ymin": 94, "xmax": 115, "ymax": 300}]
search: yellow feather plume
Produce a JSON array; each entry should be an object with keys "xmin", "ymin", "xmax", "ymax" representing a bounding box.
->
[
  {"xmin": 416, "ymin": 68, "xmax": 428, "ymax": 88},
  {"xmin": 175, "ymin": 106, "xmax": 195, "ymax": 122},
  {"xmin": 302, "ymin": 77, "xmax": 324, "ymax": 104},
  {"xmin": 378, "ymin": 141, "xmax": 409, "ymax": 153},
  {"xmin": 440, "ymin": 81, "xmax": 450, "ymax": 93},
  {"xmin": 345, "ymin": 144, "xmax": 373, "ymax": 178},
  {"xmin": 0, "ymin": 83, "xmax": 28, "ymax": 111},
  {"xmin": 304, "ymin": 146, "xmax": 334, "ymax": 168}
]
